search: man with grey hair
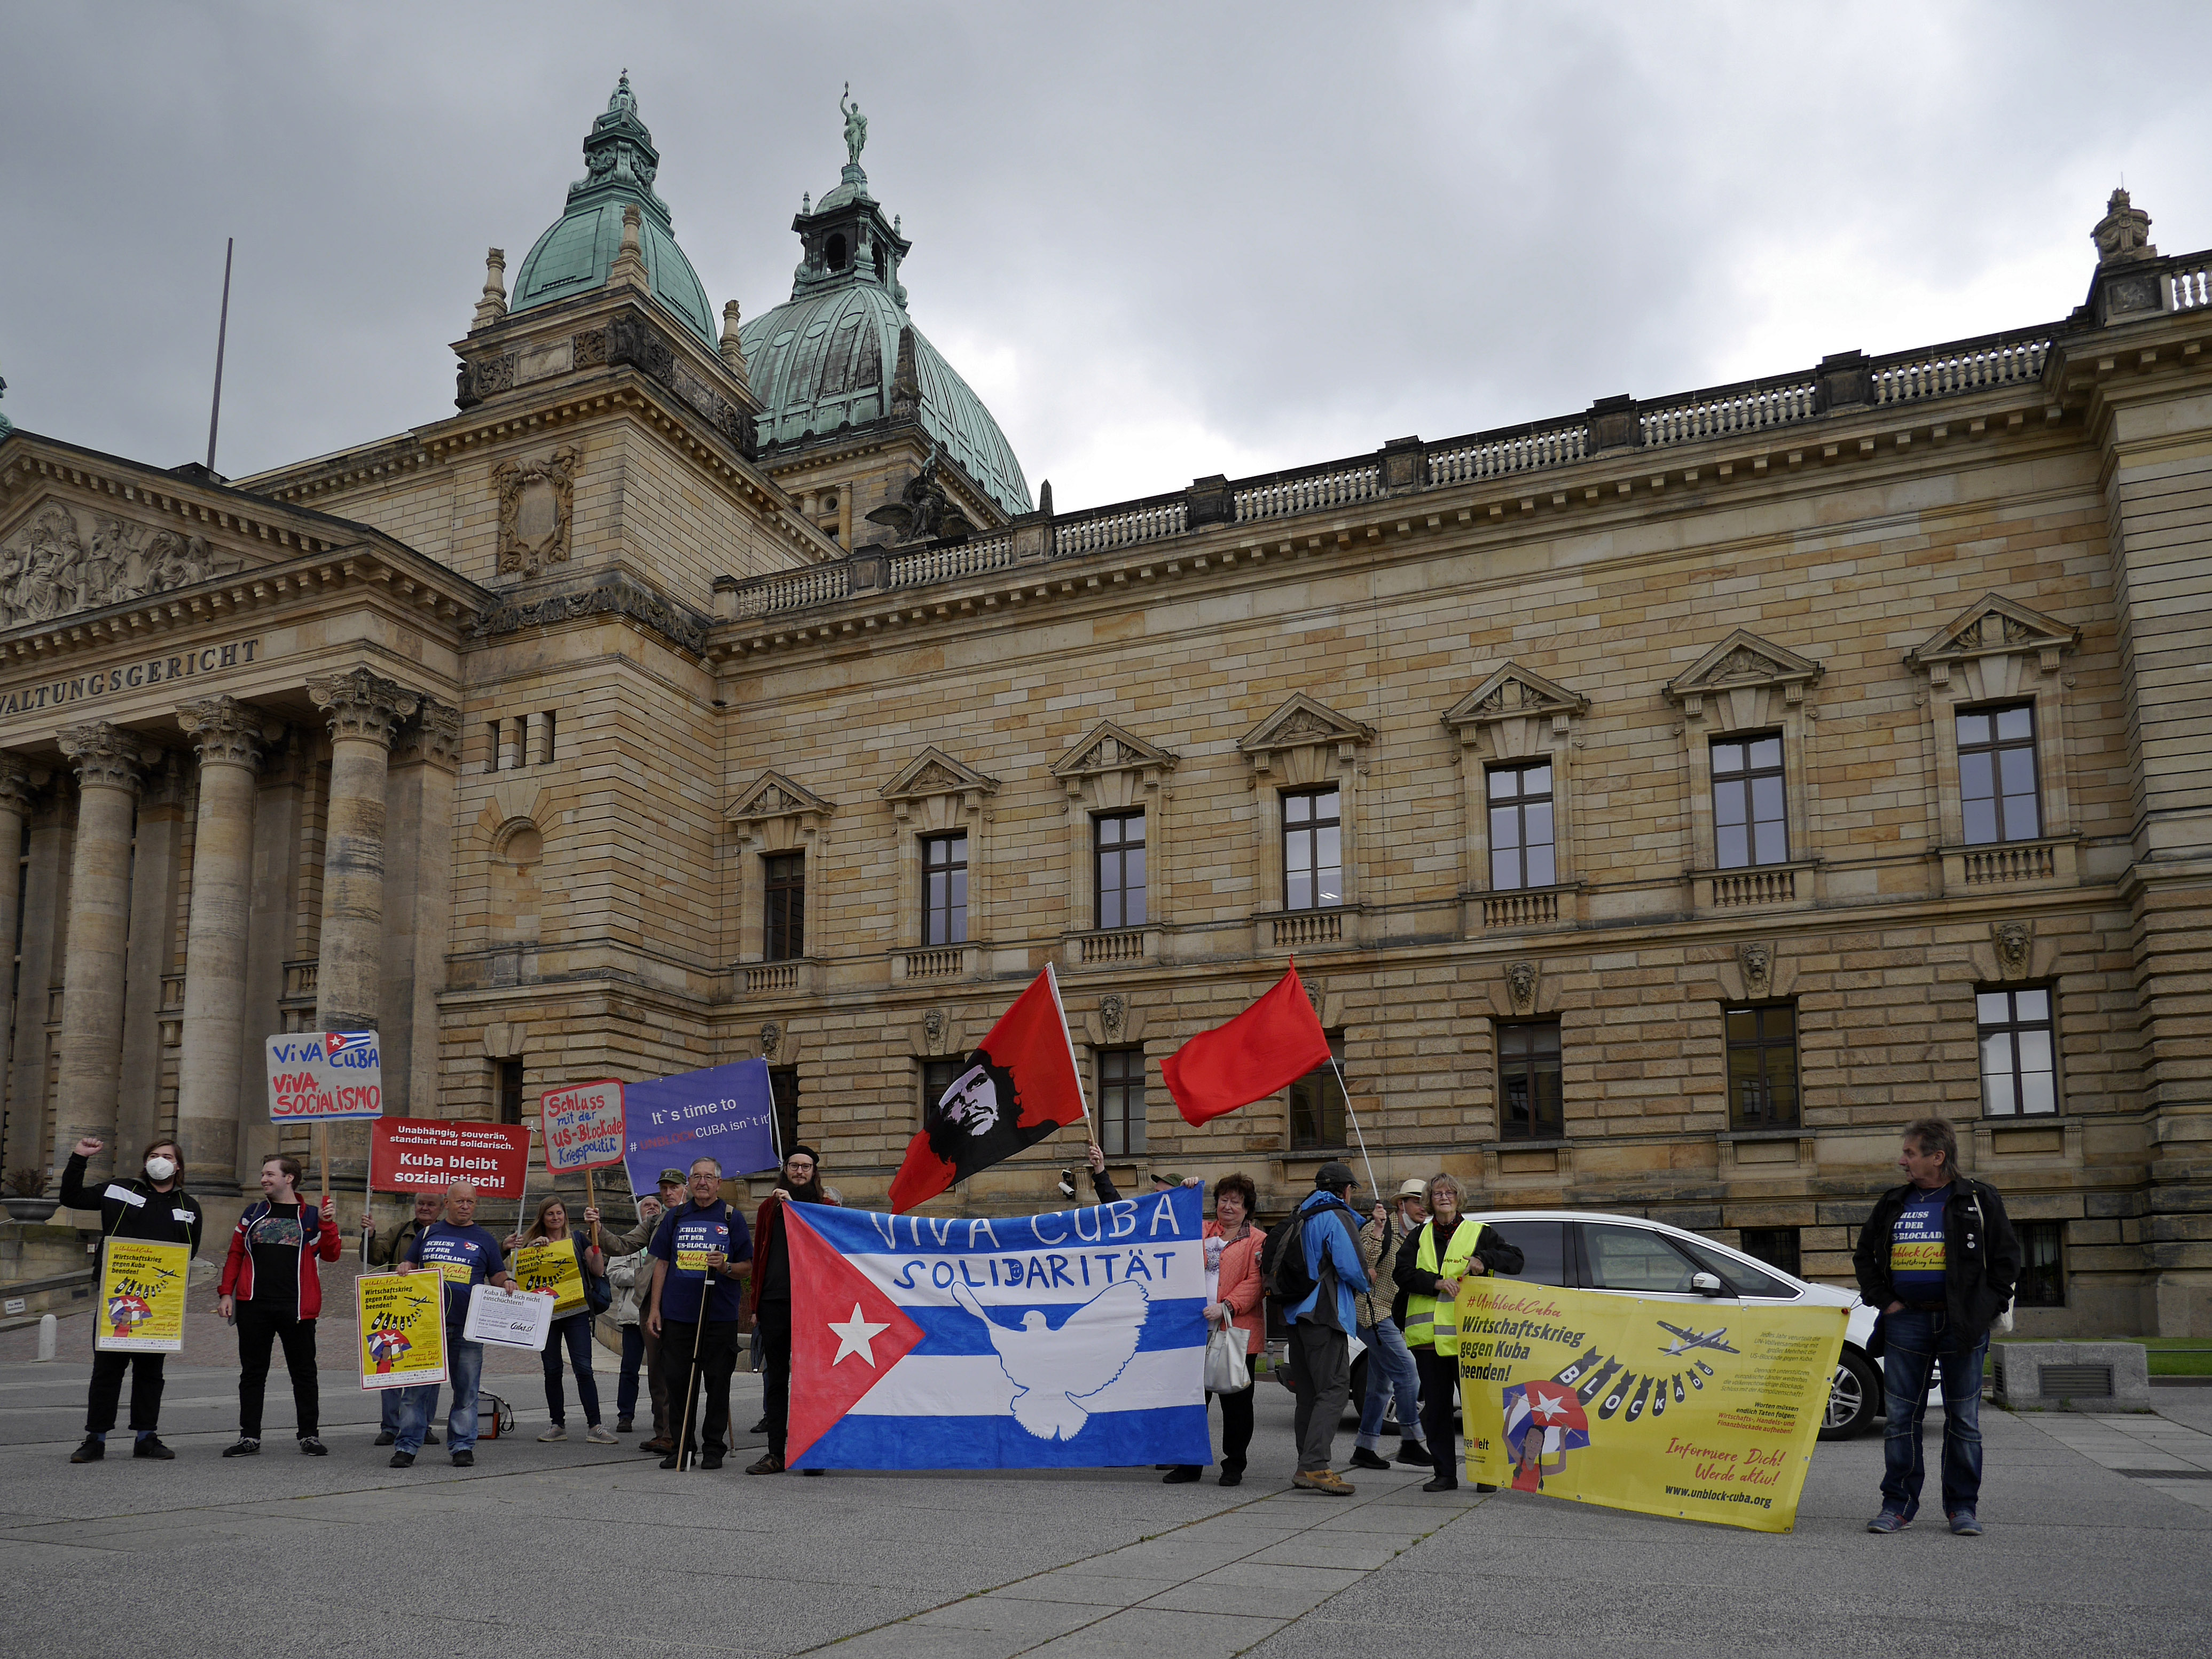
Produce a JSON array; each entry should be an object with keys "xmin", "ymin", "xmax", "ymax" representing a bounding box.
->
[
  {"xmin": 645, "ymin": 1157, "xmax": 752, "ymax": 1471},
  {"xmin": 1854, "ymin": 1117, "xmax": 2020, "ymax": 1536},
  {"xmin": 391, "ymin": 1181, "xmax": 513, "ymax": 1468}
]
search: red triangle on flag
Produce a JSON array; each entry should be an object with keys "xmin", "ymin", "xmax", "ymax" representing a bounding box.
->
[{"xmin": 782, "ymin": 1202, "xmax": 924, "ymax": 1465}]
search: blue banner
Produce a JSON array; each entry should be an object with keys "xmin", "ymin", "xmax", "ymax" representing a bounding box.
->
[{"xmin": 620, "ymin": 1058, "xmax": 777, "ymax": 1195}]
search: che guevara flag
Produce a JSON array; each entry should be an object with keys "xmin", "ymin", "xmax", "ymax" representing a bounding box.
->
[
  {"xmin": 1161, "ymin": 962, "xmax": 1333, "ymax": 1125},
  {"xmin": 887, "ymin": 965, "xmax": 1088, "ymax": 1212}
]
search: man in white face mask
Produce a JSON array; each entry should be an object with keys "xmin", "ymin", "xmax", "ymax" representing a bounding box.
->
[{"xmin": 60, "ymin": 1137, "xmax": 204, "ymax": 1464}]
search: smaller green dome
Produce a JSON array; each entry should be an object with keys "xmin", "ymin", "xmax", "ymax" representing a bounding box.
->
[{"xmin": 510, "ymin": 74, "xmax": 716, "ymax": 346}]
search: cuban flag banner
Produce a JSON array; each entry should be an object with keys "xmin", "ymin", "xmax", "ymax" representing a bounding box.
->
[{"xmin": 784, "ymin": 1184, "xmax": 1215, "ymax": 1471}]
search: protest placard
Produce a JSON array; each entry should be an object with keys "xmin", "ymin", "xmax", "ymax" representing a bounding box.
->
[
  {"xmin": 96, "ymin": 1239, "xmax": 190, "ymax": 1353},
  {"xmin": 1456, "ymin": 1279, "xmax": 1845, "ymax": 1532},
  {"xmin": 464, "ymin": 1282, "xmax": 559, "ymax": 1351},
  {"xmin": 512, "ymin": 1236, "xmax": 586, "ymax": 1317},
  {"xmin": 357, "ymin": 1272, "xmax": 447, "ymax": 1390},
  {"xmin": 369, "ymin": 1118, "xmax": 531, "ymax": 1199},
  {"xmin": 620, "ymin": 1058, "xmax": 776, "ymax": 1196},
  {"xmin": 540, "ymin": 1079, "xmax": 624, "ymax": 1173},
  {"xmin": 264, "ymin": 1031, "xmax": 384, "ymax": 1122}
]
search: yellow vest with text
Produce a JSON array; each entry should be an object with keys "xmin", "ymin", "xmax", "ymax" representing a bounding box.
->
[{"xmin": 1403, "ymin": 1220, "xmax": 1482, "ymax": 1356}]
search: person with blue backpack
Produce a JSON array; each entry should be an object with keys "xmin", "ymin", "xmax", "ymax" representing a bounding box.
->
[{"xmin": 1272, "ymin": 1161, "xmax": 1371, "ymax": 1496}]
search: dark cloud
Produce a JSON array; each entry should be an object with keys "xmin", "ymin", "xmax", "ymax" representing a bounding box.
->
[{"xmin": 4, "ymin": 2, "xmax": 2207, "ymax": 511}]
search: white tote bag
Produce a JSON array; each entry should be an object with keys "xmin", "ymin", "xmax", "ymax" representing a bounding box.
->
[{"xmin": 1204, "ymin": 1322, "xmax": 1252, "ymax": 1394}]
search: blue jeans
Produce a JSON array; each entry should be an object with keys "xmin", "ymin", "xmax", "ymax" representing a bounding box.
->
[
  {"xmin": 618, "ymin": 1325, "xmax": 645, "ymax": 1422},
  {"xmin": 541, "ymin": 1312, "xmax": 602, "ymax": 1428},
  {"xmin": 398, "ymin": 1334, "xmax": 482, "ymax": 1454},
  {"xmin": 1355, "ymin": 1318, "xmax": 1423, "ymax": 1451},
  {"xmin": 1880, "ymin": 1308, "xmax": 1988, "ymax": 1519}
]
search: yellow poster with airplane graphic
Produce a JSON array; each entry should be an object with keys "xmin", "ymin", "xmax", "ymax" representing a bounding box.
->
[
  {"xmin": 97, "ymin": 1240, "xmax": 190, "ymax": 1352},
  {"xmin": 357, "ymin": 1271, "xmax": 448, "ymax": 1390},
  {"xmin": 512, "ymin": 1237, "xmax": 585, "ymax": 1317},
  {"xmin": 1458, "ymin": 1280, "xmax": 1845, "ymax": 1532}
]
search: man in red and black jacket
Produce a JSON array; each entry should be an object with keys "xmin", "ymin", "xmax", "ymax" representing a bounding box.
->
[{"xmin": 217, "ymin": 1154, "xmax": 342, "ymax": 1457}]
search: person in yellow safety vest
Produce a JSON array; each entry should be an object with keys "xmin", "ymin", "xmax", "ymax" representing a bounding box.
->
[{"xmin": 1394, "ymin": 1172, "xmax": 1523, "ymax": 1493}]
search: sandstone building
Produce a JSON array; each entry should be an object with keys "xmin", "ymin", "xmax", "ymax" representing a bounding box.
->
[{"xmin": 3, "ymin": 80, "xmax": 2208, "ymax": 1337}]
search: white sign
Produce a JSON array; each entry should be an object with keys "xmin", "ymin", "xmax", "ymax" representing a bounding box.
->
[
  {"xmin": 463, "ymin": 1282, "xmax": 558, "ymax": 1351},
  {"xmin": 265, "ymin": 1031, "xmax": 384, "ymax": 1122}
]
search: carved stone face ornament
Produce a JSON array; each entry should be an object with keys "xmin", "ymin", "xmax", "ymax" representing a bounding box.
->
[
  {"xmin": 1099, "ymin": 995, "xmax": 1126, "ymax": 1042},
  {"xmin": 1507, "ymin": 961, "xmax": 1537, "ymax": 1014},
  {"xmin": 1993, "ymin": 921, "xmax": 2033, "ymax": 979},
  {"xmin": 1738, "ymin": 941, "xmax": 1774, "ymax": 999}
]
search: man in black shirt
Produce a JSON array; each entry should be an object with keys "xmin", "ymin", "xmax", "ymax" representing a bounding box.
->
[{"xmin": 217, "ymin": 1155, "xmax": 341, "ymax": 1456}]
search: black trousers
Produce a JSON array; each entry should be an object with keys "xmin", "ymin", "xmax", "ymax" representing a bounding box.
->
[
  {"xmin": 237, "ymin": 1305, "xmax": 319, "ymax": 1439},
  {"xmin": 1171, "ymin": 1347, "xmax": 1256, "ymax": 1476},
  {"xmin": 1414, "ymin": 1346, "xmax": 1461, "ymax": 1482},
  {"xmin": 85, "ymin": 1351, "xmax": 166, "ymax": 1434},
  {"xmin": 660, "ymin": 1318, "xmax": 740, "ymax": 1456},
  {"xmin": 757, "ymin": 1298, "xmax": 793, "ymax": 1459}
]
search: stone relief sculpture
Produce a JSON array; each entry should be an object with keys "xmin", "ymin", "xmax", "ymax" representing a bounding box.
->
[
  {"xmin": 1993, "ymin": 921, "xmax": 2034, "ymax": 979},
  {"xmin": 1, "ymin": 504, "xmax": 246, "ymax": 629},
  {"xmin": 1739, "ymin": 940, "xmax": 1775, "ymax": 999},
  {"xmin": 492, "ymin": 446, "xmax": 579, "ymax": 577},
  {"xmin": 1507, "ymin": 961, "xmax": 1538, "ymax": 1015}
]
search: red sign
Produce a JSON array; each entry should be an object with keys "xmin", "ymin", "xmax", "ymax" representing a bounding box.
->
[
  {"xmin": 540, "ymin": 1079, "xmax": 625, "ymax": 1174},
  {"xmin": 369, "ymin": 1118, "xmax": 532, "ymax": 1198}
]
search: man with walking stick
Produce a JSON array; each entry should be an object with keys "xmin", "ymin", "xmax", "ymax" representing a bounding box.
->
[{"xmin": 645, "ymin": 1157, "xmax": 752, "ymax": 1472}]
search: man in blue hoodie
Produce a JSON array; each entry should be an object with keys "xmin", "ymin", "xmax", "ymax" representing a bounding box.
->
[{"xmin": 1284, "ymin": 1161, "xmax": 1370, "ymax": 1496}]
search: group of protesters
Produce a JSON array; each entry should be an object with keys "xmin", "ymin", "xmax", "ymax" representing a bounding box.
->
[{"xmin": 57, "ymin": 1118, "xmax": 2019, "ymax": 1535}]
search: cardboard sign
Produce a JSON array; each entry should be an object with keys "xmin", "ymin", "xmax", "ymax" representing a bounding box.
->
[
  {"xmin": 370, "ymin": 1118, "xmax": 531, "ymax": 1198},
  {"xmin": 96, "ymin": 1239, "xmax": 190, "ymax": 1352},
  {"xmin": 265, "ymin": 1031, "xmax": 384, "ymax": 1122},
  {"xmin": 512, "ymin": 1236, "xmax": 586, "ymax": 1317},
  {"xmin": 540, "ymin": 1079, "xmax": 625, "ymax": 1173},
  {"xmin": 464, "ymin": 1282, "xmax": 558, "ymax": 1351},
  {"xmin": 357, "ymin": 1272, "xmax": 447, "ymax": 1390},
  {"xmin": 621, "ymin": 1058, "xmax": 777, "ymax": 1196}
]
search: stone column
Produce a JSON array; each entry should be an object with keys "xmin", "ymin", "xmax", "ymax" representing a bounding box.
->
[
  {"xmin": 114, "ymin": 756, "xmax": 187, "ymax": 1161},
  {"xmin": 174, "ymin": 697, "xmax": 266, "ymax": 1177},
  {"xmin": 381, "ymin": 698, "xmax": 462, "ymax": 1118},
  {"xmin": 0, "ymin": 757, "xmax": 36, "ymax": 1175},
  {"xmin": 305, "ymin": 669, "xmax": 418, "ymax": 1032},
  {"xmin": 53, "ymin": 722, "xmax": 148, "ymax": 1178}
]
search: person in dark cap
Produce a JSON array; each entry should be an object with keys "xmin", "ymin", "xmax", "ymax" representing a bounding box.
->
[
  {"xmin": 1282, "ymin": 1161, "xmax": 1370, "ymax": 1496},
  {"xmin": 746, "ymin": 1145, "xmax": 838, "ymax": 1475}
]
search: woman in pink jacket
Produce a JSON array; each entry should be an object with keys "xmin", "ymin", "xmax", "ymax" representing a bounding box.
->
[{"xmin": 1166, "ymin": 1172, "xmax": 1265, "ymax": 1486}]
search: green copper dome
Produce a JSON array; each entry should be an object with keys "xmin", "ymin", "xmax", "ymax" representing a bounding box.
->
[{"xmin": 510, "ymin": 74, "xmax": 716, "ymax": 346}]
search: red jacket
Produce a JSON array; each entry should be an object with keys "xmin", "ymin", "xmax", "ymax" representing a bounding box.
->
[{"xmin": 219, "ymin": 1199, "xmax": 342, "ymax": 1318}]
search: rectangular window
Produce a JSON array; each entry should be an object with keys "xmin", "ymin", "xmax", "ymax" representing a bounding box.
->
[
  {"xmin": 1978, "ymin": 985, "xmax": 2057, "ymax": 1116},
  {"xmin": 486, "ymin": 718, "xmax": 504, "ymax": 771},
  {"xmin": 1282, "ymin": 787, "xmax": 1341, "ymax": 912},
  {"xmin": 1711, "ymin": 735, "xmax": 1787, "ymax": 868},
  {"xmin": 1093, "ymin": 811, "xmax": 1147, "ymax": 930},
  {"xmin": 1487, "ymin": 761, "xmax": 1556, "ymax": 890},
  {"xmin": 1957, "ymin": 703, "xmax": 2041, "ymax": 844},
  {"xmin": 1097, "ymin": 1048, "xmax": 1147, "ymax": 1157},
  {"xmin": 1738, "ymin": 1226, "xmax": 1802, "ymax": 1279},
  {"xmin": 496, "ymin": 1058, "xmax": 524, "ymax": 1126},
  {"xmin": 2015, "ymin": 1220, "xmax": 2066, "ymax": 1307},
  {"xmin": 920, "ymin": 1058, "xmax": 962, "ymax": 1119},
  {"xmin": 538, "ymin": 709, "xmax": 558, "ymax": 766},
  {"xmin": 1497, "ymin": 1020, "xmax": 1563, "ymax": 1139},
  {"xmin": 763, "ymin": 852, "xmax": 805, "ymax": 961},
  {"xmin": 1725, "ymin": 1004, "xmax": 1799, "ymax": 1129},
  {"xmin": 922, "ymin": 832, "xmax": 968, "ymax": 945},
  {"xmin": 769, "ymin": 1066, "xmax": 799, "ymax": 1159},
  {"xmin": 1288, "ymin": 1035, "xmax": 1346, "ymax": 1149}
]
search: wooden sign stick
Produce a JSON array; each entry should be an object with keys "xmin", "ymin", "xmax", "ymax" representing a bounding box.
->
[
  {"xmin": 586, "ymin": 1167, "xmax": 602, "ymax": 1256},
  {"xmin": 318, "ymin": 1124, "xmax": 330, "ymax": 1205}
]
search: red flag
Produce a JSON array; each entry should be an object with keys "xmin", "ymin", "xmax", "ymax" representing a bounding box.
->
[
  {"xmin": 887, "ymin": 966, "xmax": 1088, "ymax": 1213},
  {"xmin": 1162, "ymin": 963, "xmax": 1332, "ymax": 1125},
  {"xmin": 783, "ymin": 1202, "xmax": 925, "ymax": 1464}
]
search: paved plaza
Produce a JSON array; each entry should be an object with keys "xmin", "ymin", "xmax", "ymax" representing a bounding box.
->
[{"xmin": 2, "ymin": 1302, "xmax": 2209, "ymax": 1658}]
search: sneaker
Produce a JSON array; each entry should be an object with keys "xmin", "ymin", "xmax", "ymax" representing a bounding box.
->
[
  {"xmin": 538, "ymin": 1424, "xmax": 568, "ymax": 1442},
  {"xmin": 615, "ymin": 1417, "xmax": 634, "ymax": 1434},
  {"xmin": 222, "ymin": 1438, "xmax": 261, "ymax": 1458},
  {"xmin": 700, "ymin": 1451, "xmax": 725, "ymax": 1471},
  {"xmin": 451, "ymin": 1450, "xmax": 474, "ymax": 1467},
  {"xmin": 373, "ymin": 1431, "xmax": 397, "ymax": 1447},
  {"xmin": 70, "ymin": 1436, "xmax": 105, "ymax": 1464},
  {"xmin": 1162, "ymin": 1465, "xmax": 1203, "ymax": 1484},
  {"xmin": 585, "ymin": 1425, "xmax": 619, "ymax": 1445},
  {"xmin": 299, "ymin": 1437, "xmax": 327, "ymax": 1457},
  {"xmin": 1349, "ymin": 1446, "xmax": 1392, "ymax": 1472},
  {"xmin": 389, "ymin": 1451, "xmax": 415, "ymax": 1469},
  {"xmin": 1293, "ymin": 1469, "xmax": 1355, "ymax": 1496},
  {"xmin": 1948, "ymin": 1511, "xmax": 1983, "ymax": 1537},
  {"xmin": 1395, "ymin": 1442, "xmax": 1432, "ymax": 1467},
  {"xmin": 1422, "ymin": 1475, "xmax": 1458, "ymax": 1493},
  {"xmin": 1866, "ymin": 1510, "xmax": 1912, "ymax": 1534},
  {"xmin": 746, "ymin": 1452, "xmax": 785, "ymax": 1475},
  {"xmin": 1217, "ymin": 1469, "xmax": 1243, "ymax": 1488},
  {"xmin": 134, "ymin": 1436, "xmax": 175, "ymax": 1460}
]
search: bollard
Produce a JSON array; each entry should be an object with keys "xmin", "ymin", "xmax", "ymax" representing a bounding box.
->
[{"xmin": 36, "ymin": 1313, "xmax": 57, "ymax": 1363}]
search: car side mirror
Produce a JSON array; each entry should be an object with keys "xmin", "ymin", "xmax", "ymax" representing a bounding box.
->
[{"xmin": 1691, "ymin": 1271, "xmax": 1725, "ymax": 1296}]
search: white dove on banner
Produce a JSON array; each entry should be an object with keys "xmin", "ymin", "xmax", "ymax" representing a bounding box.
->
[{"xmin": 951, "ymin": 1279, "xmax": 1149, "ymax": 1441}]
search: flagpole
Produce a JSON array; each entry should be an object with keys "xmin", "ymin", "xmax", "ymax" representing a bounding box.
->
[
  {"xmin": 1326, "ymin": 1051, "xmax": 1379, "ymax": 1200},
  {"xmin": 1043, "ymin": 963, "xmax": 1096, "ymax": 1144}
]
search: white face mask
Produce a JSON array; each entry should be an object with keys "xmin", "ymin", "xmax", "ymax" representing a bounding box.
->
[{"xmin": 145, "ymin": 1156, "xmax": 177, "ymax": 1183}]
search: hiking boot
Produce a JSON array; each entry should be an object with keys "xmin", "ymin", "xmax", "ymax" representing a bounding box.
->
[
  {"xmin": 389, "ymin": 1451, "xmax": 415, "ymax": 1469},
  {"xmin": 299, "ymin": 1437, "xmax": 327, "ymax": 1456},
  {"xmin": 538, "ymin": 1424, "xmax": 567, "ymax": 1442},
  {"xmin": 70, "ymin": 1437, "xmax": 105, "ymax": 1464},
  {"xmin": 134, "ymin": 1436, "xmax": 175, "ymax": 1460},
  {"xmin": 1394, "ymin": 1441, "xmax": 1432, "ymax": 1467},
  {"xmin": 1948, "ymin": 1510, "xmax": 1983, "ymax": 1536},
  {"xmin": 746, "ymin": 1452, "xmax": 785, "ymax": 1475},
  {"xmin": 373, "ymin": 1431, "xmax": 397, "ymax": 1446},
  {"xmin": 1293, "ymin": 1469, "xmax": 1355, "ymax": 1496},
  {"xmin": 222, "ymin": 1438, "xmax": 261, "ymax": 1458},
  {"xmin": 1866, "ymin": 1509, "xmax": 1911, "ymax": 1534},
  {"xmin": 1348, "ymin": 1446, "xmax": 1391, "ymax": 1472}
]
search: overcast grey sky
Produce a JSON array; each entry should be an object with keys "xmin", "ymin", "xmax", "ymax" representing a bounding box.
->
[{"xmin": 4, "ymin": 2, "xmax": 2208, "ymax": 513}]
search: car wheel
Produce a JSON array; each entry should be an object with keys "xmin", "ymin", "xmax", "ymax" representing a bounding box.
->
[{"xmin": 1820, "ymin": 1348, "xmax": 1880, "ymax": 1441}]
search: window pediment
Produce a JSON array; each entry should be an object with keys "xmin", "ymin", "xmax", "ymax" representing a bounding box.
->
[
  {"xmin": 1237, "ymin": 693, "xmax": 1374, "ymax": 777},
  {"xmin": 1665, "ymin": 629, "xmax": 1823, "ymax": 728},
  {"xmin": 1905, "ymin": 593, "xmax": 2078, "ymax": 696},
  {"xmin": 726, "ymin": 769, "xmax": 835, "ymax": 827},
  {"xmin": 1050, "ymin": 719, "xmax": 1179, "ymax": 784},
  {"xmin": 881, "ymin": 745, "xmax": 1000, "ymax": 816},
  {"xmin": 1443, "ymin": 663, "xmax": 1589, "ymax": 755}
]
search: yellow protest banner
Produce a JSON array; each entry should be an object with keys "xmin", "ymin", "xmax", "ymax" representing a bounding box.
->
[
  {"xmin": 1457, "ymin": 1279, "xmax": 1845, "ymax": 1532},
  {"xmin": 357, "ymin": 1272, "xmax": 448, "ymax": 1390},
  {"xmin": 97, "ymin": 1239, "xmax": 190, "ymax": 1352},
  {"xmin": 512, "ymin": 1236, "xmax": 585, "ymax": 1317}
]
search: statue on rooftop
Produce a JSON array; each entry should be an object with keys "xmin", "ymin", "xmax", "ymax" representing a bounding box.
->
[{"xmin": 840, "ymin": 83, "xmax": 868, "ymax": 167}]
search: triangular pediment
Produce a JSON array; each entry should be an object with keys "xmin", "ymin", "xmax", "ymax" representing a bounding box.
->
[
  {"xmin": 880, "ymin": 745, "xmax": 1001, "ymax": 802},
  {"xmin": 1906, "ymin": 593, "xmax": 2079, "ymax": 668},
  {"xmin": 1049, "ymin": 719, "xmax": 1180, "ymax": 780},
  {"xmin": 1441, "ymin": 662, "xmax": 1590, "ymax": 732},
  {"xmin": 725, "ymin": 769, "xmax": 836, "ymax": 825},
  {"xmin": 0, "ymin": 488, "xmax": 263, "ymax": 633},
  {"xmin": 1664, "ymin": 629, "xmax": 1823, "ymax": 703},
  {"xmin": 1236, "ymin": 692, "xmax": 1375, "ymax": 756}
]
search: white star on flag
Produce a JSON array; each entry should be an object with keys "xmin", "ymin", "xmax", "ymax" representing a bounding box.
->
[
  {"xmin": 828, "ymin": 1303, "xmax": 892, "ymax": 1367},
  {"xmin": 1531, "ymin": 1386, "xmax": 1570, "ymax": 1422}
]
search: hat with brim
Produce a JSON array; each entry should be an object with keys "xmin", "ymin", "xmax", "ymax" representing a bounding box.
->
[
  {"xmin": 656, "ymin": 1169, "xmax": 687, "ymax": 1186},
  {"xmin": 1315, "ymin": 1160, "xmax": 1356, "ymax": 1192},
  {"xmin": 1398, "ymin": 1178, "xmax": 1428, "ymax": 1199}
]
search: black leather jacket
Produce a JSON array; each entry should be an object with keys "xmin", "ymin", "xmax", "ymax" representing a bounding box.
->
[{"xmin": 1853, "ymin": 1176, "xmax": 2021, "ymax": 1341}]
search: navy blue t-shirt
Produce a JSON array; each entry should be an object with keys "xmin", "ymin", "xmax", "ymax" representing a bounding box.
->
[
  {"xmin": 649, "ymin": 1201, "xmax": 752, "ymax": 1324},
  {"xmin": 1890, "ymin": 1187, "xmax": 1948, "ymax": 1298},
  {"xmin": 406, "ymin": 1221, "xmax": 507, "ymax": 1328}
]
